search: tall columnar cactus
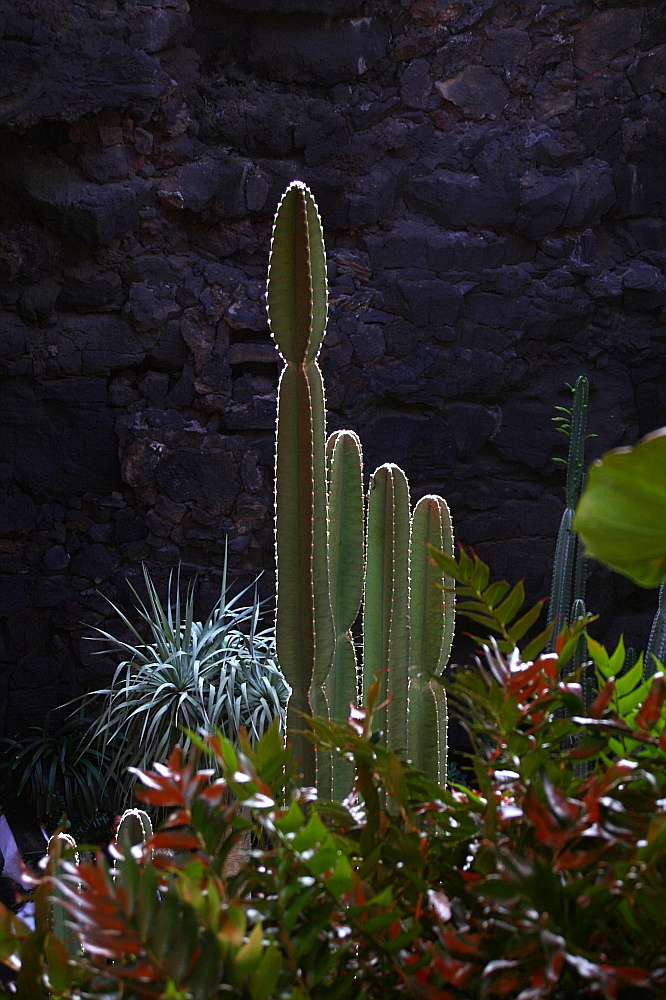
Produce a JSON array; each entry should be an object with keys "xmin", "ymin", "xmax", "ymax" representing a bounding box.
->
[
  {"xmin": 408, "ymin": 496, "xmax": 455, "ymax": 784},
  {"xmin": 646, "ymin": 579, "xmax": 666, "ymax": 678},
  {"xmin": 268, "ymin": 182, "xmax": 455, "ymax": 790},
  {"xmin": 267, "ymin": 181, "xmax": 335, "ymax": 787},
  {"xmin": 326, "ymin": 430, "xmax": 364, "ymax": 798},
  {"xmin": 548, "ymin": 375, "xmax": 590, "ymax": 651},
  {"xmin": 363, "ymin": 464, "xmax": 411, "ymax": 752}
]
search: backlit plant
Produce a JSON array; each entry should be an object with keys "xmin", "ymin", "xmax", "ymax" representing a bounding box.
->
[{"xmin": 82, "ymin": 560, "xmax": 289, "ymax": 802}]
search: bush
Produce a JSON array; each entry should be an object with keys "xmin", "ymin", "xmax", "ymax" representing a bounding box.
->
[
  {"xmin": 2, "ymin": 639, "xmax": 665, "ymax": 999},
  {"xmin": 82, "ymin": 562, "xmax": 289, "ymax": 803}
]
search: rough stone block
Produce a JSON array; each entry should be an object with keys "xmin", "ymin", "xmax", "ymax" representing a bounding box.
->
[
  {"xmin": 57, "ymin": 272, "xmax": 125, "ymax": 312},
  {"xmin": 155, "ymin": 450, "xmax": 240, "ymax": 513},
  {"xmin": 397, "ymin": 277, "xmax": 468, "ymax": 326},
  {"xmin": 628, "ymin": 43, "xmax": 666, "ymax": 96},
  {"xmin": 128, "ymin": 5, "xmax": 191, "ymax": 54},
  {"xmin": 400, "ymin": 58, "xmax": 432, "ymax": 109},
  {"xmin": 208, "ymin": 0, "xmax": 363, "ymax": 11},
  {"xmin": 406, "ymin": 170, "xmax": 518, "ymax": 229},
  {"xmin": 0, "ymin": 145, "xmax": 149, "ymax": 245},
  {"xmin": 248, "ymin": 16, "xmax": 390, "ymax": 85},
  {"xmin": 626, "ymin": 217, "xmax": 666, "ymax": 251},
  {"xmin": 0, "ymin": 25, "xmax": 170, "ymax": 130},
  {"xmin": 0, "ymin": 376, "xmax": 121, "ymax": 499},
  {"xmin": 76, "ymin": 143, "xmax": 135, "ymax": 185},
  {"xmin": 573, "ymin": 9, "xmax": 643, "ymax": 74},
  {"xmin": 563, "ymin": 159, "xmax": 615, "ymax": 229},
  {"xmin": 435, "ymin": 66, "xmax": 509, "ymax": 119},
  {"xmin": 157, "ymin": 154, "xmax": 246, "ymax": 214},
  {"xmin": 227, "ymin": 343, "xmax": 279, "ymax": 365},
  {"xmin": 483, "ymin": 28, "xmax": 530, "ymax": 69},
  {"xmin": 516, "ymin": 171, "xmax": 574, "ymax": 239},
  {"xmin": 123, "ymin": 282, "xmax": 180, "ymax": 333}
]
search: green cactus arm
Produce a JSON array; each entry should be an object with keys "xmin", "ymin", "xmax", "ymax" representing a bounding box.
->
[
  {"xmin": 409, "ymin": 495, "xmax": 455, "ymax": 675},
  {"xmin": 266, "ymin": 180, "xmax": 327, "ymax": 365},
  {"xmin": 407, "ymin": 495, "xmax": 455, "ymax": 782},
  {"xmin": 363, "ymin": 463, "xmax": 410, "ymax": 751},
  {"xmin": 326, "ymin": 430, "xmax": 364, "ymax": 660}
]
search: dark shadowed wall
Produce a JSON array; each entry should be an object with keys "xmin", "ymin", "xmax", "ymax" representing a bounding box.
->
[{"xmin": 0, "ymin": 0, "xmax": 665, "ymax": 733}]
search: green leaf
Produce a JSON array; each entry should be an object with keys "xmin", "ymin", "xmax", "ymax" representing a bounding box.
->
[
  {"xmin": 292, "ymin": 811, "xmax": 327, "ymax": 853},
  {"xmin": 494, "ymin": 580, "xmax": 525, "ymax": 627},
  {"xmin": 234, "ymin": 922, "xmax": 264, "ymax": 977},
  {"xmin": 482, "ymin": 581, "xmax": 511, "ymax": 608},
  {"xmin": 250, "ymin": 942, "xmax": 282, "ymax": 1000},
  {"xmin": 326, "ymin": 851, "xmax": 353, "ymax": 896},
  {"xmin": 274, "ymin": 798, "xmax": 305, "ymax": 835},
  {"xmin": 45, "ymin": 934, "xmax": 72, "ymax": 994},
  {"xmin": 574, "ymin": 427, "xmax": 666, "ymax": 587}
]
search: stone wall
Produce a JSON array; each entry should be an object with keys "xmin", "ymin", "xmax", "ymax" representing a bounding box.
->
[{"xmin": 0, "ymin": 0, "xmax": 665, "ymax": 734}]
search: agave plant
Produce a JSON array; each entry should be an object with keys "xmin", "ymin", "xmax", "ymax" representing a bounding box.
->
[{"xmin": 83, "ymin": 558, "xmax": 289, "ymax": 801}]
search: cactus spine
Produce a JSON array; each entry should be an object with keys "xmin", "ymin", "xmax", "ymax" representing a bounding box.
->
[
  {"xmin": 268, "ymin": 182, "xmax": 455, "ymax": 790},
  {"xmin": 548, "ymin": 376, "xmax": 590, "ymax": 650},
  {"xmin": 408, "ymin": 496, "xmax": 455, "ymax": 784},
  {"xmin": 267, "ymin": 181, "xmax": 336, "ymax": 787}
]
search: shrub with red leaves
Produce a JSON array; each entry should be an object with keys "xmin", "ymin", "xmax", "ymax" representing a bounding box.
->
[{"xmin": 0, "ymin": 647, "xmax": 665, "ymax": 1000}]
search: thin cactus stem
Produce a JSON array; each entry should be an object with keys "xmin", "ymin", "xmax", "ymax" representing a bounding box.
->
[
  {"xmin": 645, "ymin": 579, "xmax": 666, "ymax": 678},
  {"xmin": 548, "ymin": 377, "xmax": 590, "ymax": 653},
  {"xmin": 363, "ymin": 464, "xmax": 410, "ymax": 752},
  {"xmin": 326, "ymin": 430, "xmax": 364, "ymax": 799},
  {"xmin": 565, "ymin": 375, "xmax": 589, "ymax": 508},
  {"xmin": 407, "ymin": 495, "xmax": 455, "ymax": 784}
]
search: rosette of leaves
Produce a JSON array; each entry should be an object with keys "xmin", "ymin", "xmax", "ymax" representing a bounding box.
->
[{"xmin": 84, "ymin": 561, "xmax": 289, "ymax": 802}]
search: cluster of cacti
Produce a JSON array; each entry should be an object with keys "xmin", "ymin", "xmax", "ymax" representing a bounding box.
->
[
  {"xmin": 549, "ymin": 377, "xmax": 592, "ymax": 677},
  {"xmin": 267, "ymin": 182, "xmax": 455, "ymax": 794}
]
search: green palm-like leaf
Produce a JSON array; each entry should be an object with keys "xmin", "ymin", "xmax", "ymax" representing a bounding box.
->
[{"xmin": 428, "ymin": 544, "xmax": 552, "ymax": 658}]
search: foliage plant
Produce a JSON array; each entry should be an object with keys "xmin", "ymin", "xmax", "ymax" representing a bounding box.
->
[
  {"xmin": 574, "ymin": 425, "xmax": 666, "ymax": 587},
  {"xmin": 267, "ymin": 180, "xmax": 455, "ymax": 791},
  {"xmin": 429, "ymin": 543, "xmax": 552, "ymax": 660},
  {"xmin": 83, "ymin": 561, "xmax": 289, "ymax": 803},
  {"xmin": 0, "ymin": 713, "xmax": 119, "ymax": 837},
  {"xmin": 2, "ymin": 643, "xmax": 666, "ymax": 1000}
]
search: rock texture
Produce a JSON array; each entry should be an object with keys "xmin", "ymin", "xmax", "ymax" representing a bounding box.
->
[{"xmin": 0, "ymin": 0, "xmax": 665, "ymax": 732}]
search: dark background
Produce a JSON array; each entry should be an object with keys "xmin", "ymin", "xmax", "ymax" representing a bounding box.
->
[{"xmin": 0, "ymin": 0, "xmax": 665, "ymax": 735}]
